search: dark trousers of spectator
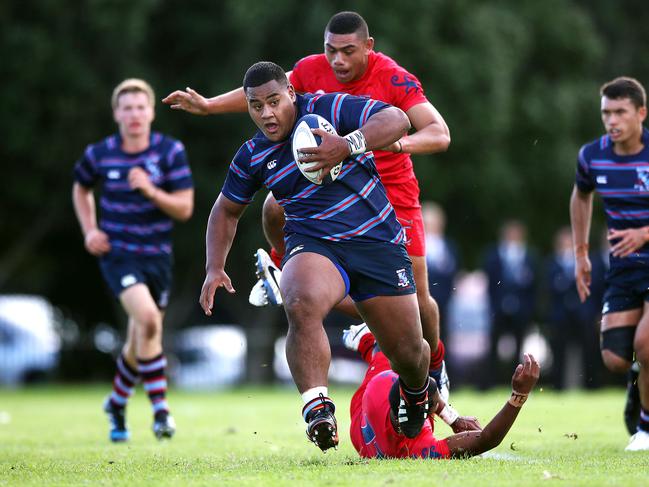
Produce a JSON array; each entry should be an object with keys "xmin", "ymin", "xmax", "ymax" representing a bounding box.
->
[
  {"xmin": 480, "ymin": 314, "xmax": 528, "ymax": 389},
  {"xmin": 547, "ymin": 315, "xmax": 601, "ymax": 390}
]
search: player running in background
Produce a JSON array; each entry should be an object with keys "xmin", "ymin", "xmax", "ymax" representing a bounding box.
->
[
  {"xmin": 570, "ymin": 76, "xmax": 649, "ymax": 451},
  {"xmin": 343, "ymin": 323, "xmax": 539, "ymax": 459},
  {"xmin": 199, "ymin": 61, "xmax": 432, "ymax": 452},
  {"xmin": 163, "ymin": 11, "xmax": 452, "ymax": 400},
  {"xmin": 72, "ymin": 79, "xmax": 194, "ymax": 442}
]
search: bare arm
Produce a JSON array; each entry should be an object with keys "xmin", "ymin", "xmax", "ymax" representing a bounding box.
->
[
  {"xmin": 384, "ymin": 102, "xmax": 450, "ymax": 155},
  {"xmin": 162, "ymin": 71, "xmax": 294, "ymax": 115},
  {"xmin": 570, "ymin": 185, "xmax": 594, "ymax": 302},
  {"xmin": 72, "ymin": 182, "xmax": 111, "ymax": 256},
  {"xmin": 128, "ymin": 167, "xmax": 194, "ymax": 221},
  {"xmin": 445, "ymin": 354, "xmax": 540, "ymax": 458},
  {"xmin": 199, "ymin": 194, "xmax": 247, "ymax": 316}
]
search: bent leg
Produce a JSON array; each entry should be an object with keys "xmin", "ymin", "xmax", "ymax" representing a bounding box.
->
[
  {"xmin": 600, "ymin": 309, "xmax": 640, "ymax": 373},
  {"xmin": 356, "ymin": 294, "xmax": 429, "ymax": 388},
  {"xmin": 262, "ymin": 192, "xmax": 286, "ymax": 256},
  {"xmin": 411, "ymin": 255, "xmax": 440, "ymax": 353},
  {"xmin": 120, "ymin": 284, "xmax": 164, "ymax": 359},
  {"xmin": 281, "ymin": 252, "xmax": 346, "ymax": 392},
  {"xmin": 633, "ymin": 303, "xmax": 649, "ymax": 430}
]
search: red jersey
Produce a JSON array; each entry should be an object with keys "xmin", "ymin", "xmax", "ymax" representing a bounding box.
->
[
  {"xmin": 289, "ymin": 51, "xmax": 429, "ymax": 207},
  {"xmin": 349, "ymin": 352, "xmax": 451, "ymax": 459}
]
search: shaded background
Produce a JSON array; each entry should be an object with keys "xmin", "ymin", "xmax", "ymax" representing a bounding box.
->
[{"xmin": 1, "ymin": 0, "xmax": 648, "ymax": 384}]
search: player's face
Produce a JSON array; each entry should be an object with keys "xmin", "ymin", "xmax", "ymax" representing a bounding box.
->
[
  {"xmin": 324, "ymin": 31, "xmax": 374, "ymax": 83},
  {"xmin": 113, "ymin": 92, "xmax": 154, "ymax": 139},
  {"xmin": 600, "ymin": 96, "xmax": 647, "ymax": 145},
  {"xmin": 246, "ymin": 80, "xmax": 297, "ymax": 142}
]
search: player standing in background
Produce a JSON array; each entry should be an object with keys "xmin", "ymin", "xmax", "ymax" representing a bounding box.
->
[
  {"xmin": 570, "ymin": 76, "xmax": 649, "ymax": 451},
  {"xmin": 343, "ymin": 323, "xmax": 539, "ymax": 459},
  {"xmin": 72, "ymin": 79, "xmax": 194, "ymax": 442},
  {"xmin": 199, "ymin": 61, "xmax": 432, "ymax": 452},
  {"xmin": 163, "ymin": 10, "xmax": 452, "ymax": 400}
]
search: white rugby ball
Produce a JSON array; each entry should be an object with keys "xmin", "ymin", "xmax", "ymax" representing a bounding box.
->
[{"xmin": 291, "ymin": 114, "xmax": 343, "ymax": 185}]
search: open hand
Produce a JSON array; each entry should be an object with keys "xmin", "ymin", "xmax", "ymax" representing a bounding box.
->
[
  {"xmin": 451, "ymin": 416, "xmax": 482, "ymax": 433},
  {"xmin": 511, "ymin": 353, "xmax": 540, "ymax": 394},
  {"xmin": 162, "ymin": 87, "xmax": 210, "ymax": 115},
  {"xmin": 609, "ymin": 228, "xmax": 649, "ymax": 258},
  {"xmin": 199, "ymin": 268, "xmax": 235, "ymax": 316}
]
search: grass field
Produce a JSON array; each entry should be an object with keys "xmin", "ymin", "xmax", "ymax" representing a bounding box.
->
[{"xmin": 0, "ymin": 385, "xmax": 648, "ymax": 486}]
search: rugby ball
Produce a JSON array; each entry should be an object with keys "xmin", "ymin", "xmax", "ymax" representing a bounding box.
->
[{"xmin": 291, "ymin": 114, "xmax": 343, "ymax": 185}]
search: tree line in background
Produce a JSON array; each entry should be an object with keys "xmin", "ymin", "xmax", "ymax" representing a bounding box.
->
[{"xmin": 1, "ymin": 0, "xmax": 648, "ymax": 342}]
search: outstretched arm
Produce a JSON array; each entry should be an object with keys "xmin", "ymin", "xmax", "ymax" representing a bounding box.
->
[
  {"xmin": 162, "ymin": 71, "xmax": 294, "ymax": 115},
  {"xmin": 444, "ymin": 354, "xmax": 540, "ymax": 458},
  {"xmin": 199, "ymin": 194, "xmax": 247, "ymax": 316}
]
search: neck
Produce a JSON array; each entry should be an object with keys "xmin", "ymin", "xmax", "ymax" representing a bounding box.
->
[
  {"xmin": 121, "ymin": 132, "xmax": 150, "ymax": 154},
  {"xmin": 614, "ymin": 128, "xmax": 644, "ymax": 156}
]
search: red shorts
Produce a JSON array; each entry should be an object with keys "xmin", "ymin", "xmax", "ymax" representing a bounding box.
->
[{"xmin": 383, "ymin": 178, "xmax": 425, "ymax": 257}]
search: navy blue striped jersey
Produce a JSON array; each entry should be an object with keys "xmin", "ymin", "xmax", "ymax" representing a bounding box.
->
[
  {"xmin": 73, "ymin": 132, "xmax": 193, "ymax": 256},
  {"xmin": 221, "ymin": 93, "xmax": 405, "ymax": 245},
  {"xmin": 575, "ymin": 128, "xmax": 649, "ymax": 267}
]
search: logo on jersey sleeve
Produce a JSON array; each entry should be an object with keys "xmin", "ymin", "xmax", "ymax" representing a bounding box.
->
[
  {"xmin": 634, "ymin": 168, "xmax": 649, "ymax": 191},
  {"xmin": 596, "ymin": 175, "xmax": 608, "ymax": 184}
]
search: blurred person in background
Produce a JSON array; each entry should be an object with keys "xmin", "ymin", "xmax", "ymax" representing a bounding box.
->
[
  {"xmin": 72, "ymin": 78, "xmax": 194, "ymax": 442},
  {"xmin": 544, "ymin": 226, "xmax": 601, "ymax": 390},
  {"xmin": 570, "ymin": 76, "xmax": 649, "ymax": 450},
  {"xmin": 482, "ymin": 220, "xmax": 537, "ymax": 388},
  {"xmin": 163, "ymin": 11, "xmax": 452, "ymax": 402},
  {"xmin": 422, "ymin": 201, "xmax": 459, "ymax": 342}
]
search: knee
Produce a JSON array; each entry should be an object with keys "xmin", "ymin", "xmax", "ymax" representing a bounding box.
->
[
  {"xmin": 383, "ymin": 336, "xmax": 425, "ymax": 370},
  {"xmin": 634, "ymin": 338, "xmax": 649, "ymax": 365},
  {"xmin": 283, "ymin": 291, "xmax": 322, "ymax": 326},
  {"xmin": 601, "ymin": 349, "xmax": 632, "ymax": 374},
  {"xmin": 135, "ymin": 308, "xmax": 162, "ymax": 341}
]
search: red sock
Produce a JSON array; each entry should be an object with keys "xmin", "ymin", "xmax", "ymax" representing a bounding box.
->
[
  {"xmin": 270, "ymin": 247, "xmax": 284, "ymax": 268},
  {"xmin": 430, "ymin": 339, "xmax": 445, "ymax": 371},
  {"xmin": 358, "ymin": 333, "xmax": 376, "ymax": 364}
]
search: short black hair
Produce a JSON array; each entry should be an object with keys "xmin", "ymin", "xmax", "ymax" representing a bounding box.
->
[
  {"xmin": 243, "ymin": 62, "xmax": 288, "ymax": 91},
  {"xmin": 600, "ymin": 77, "xmax": 646, "ymax": 109},
  {"xmin": 325, "ymin": 11, "xmax": 369, "ymax": 39}
]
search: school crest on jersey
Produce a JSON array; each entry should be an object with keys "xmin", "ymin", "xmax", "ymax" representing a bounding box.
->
[
  {"xmin": 144, "ymin": 154, "xmax": 162, "ymax": 182},
  {"xmin": 634, "ymin": 168, "xmax": 649, "ymax": 191}
]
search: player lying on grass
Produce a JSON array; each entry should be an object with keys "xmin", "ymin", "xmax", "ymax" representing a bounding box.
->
[{"xmin": 343, "ymin": 324, "xmax": 540, "ymax": 458}]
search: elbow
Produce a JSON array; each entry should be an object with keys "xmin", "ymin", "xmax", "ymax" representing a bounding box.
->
[
  {"xmin": 399, "ymin": 109, "xmax": 411, "ymax": 135},
  {"xmin": 439, "ymin": 133, "xmax": 451, "ymax": 152},
  {"xmin": 177, "ymin": 203, "xmax": 194, "ymax": 222}
]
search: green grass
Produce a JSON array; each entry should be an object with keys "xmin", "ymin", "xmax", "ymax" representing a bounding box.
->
[{"xmin": 0, "ymin": 385, "xmax": 648, "ymax": 486}]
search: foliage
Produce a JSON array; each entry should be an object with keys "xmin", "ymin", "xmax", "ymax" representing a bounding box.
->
[{"xmin": 1, "ymin": 0, "xmax": 648, "ymax": 335}]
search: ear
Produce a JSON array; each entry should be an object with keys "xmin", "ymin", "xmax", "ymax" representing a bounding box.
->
[
  {"xmin": 638, "ymin": 105, "xmax": 647, "ymax": 123},
  {"xmin": 288, "ymin": 83, "xmax": 296, "ymax": 102},
  {"xmin": 365, "ymin": 36, "xmax": 375, "ymax": 52}
]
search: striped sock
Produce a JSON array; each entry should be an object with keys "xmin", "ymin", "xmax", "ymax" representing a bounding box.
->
[
  {"xmin": 109, "ymin": 353, "xmax": 139, "ymax": 410},
  {"xmin": 138, "ymin": 353, "xmax": 169, "ymax": 420},
  {"xmin": 639, "ymin": 407, "xmax": 649, "ymax": 433}
]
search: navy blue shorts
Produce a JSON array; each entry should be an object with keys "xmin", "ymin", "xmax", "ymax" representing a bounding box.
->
[
  {"xmin": 283, "ymin": 234, "xmax": 416, "ymax": 302},
  {"xmin": 602, "ymin": 266, "xmax": 649, "ymax": 314},
  {"xmin": 99, "ymin": 253, "xmax": 172, "ymax": 309}
]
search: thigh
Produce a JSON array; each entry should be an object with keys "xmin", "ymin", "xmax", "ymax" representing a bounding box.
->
[
  {"xmin": 119, "ymin": 283, "xmax": 161, "ymax": 323},
  {"xmin": 633, "ymin": 301, "xmax": 649, "ymax": 358},
  {"xmin": 356, "ymin": 293, "xmax": 422, "ymax": 352},
  {"xmin": 281, "ymin": 241, "xmax": 347, "ymax": 317},
  {"xmin": 410, "ymin": 255, "xmax": 431, "ymax": 296}
]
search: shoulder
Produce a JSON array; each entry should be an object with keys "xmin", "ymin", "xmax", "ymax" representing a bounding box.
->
[
  {"xmin": 83, "ymin": 134, "xmax": 118, "ymax": 160},
  {"xmin": 293, "ymin": 54, "xmax": 328, "ymax": 72},
  {"xmin": 371, "ymin": 51, "xmax": 415, "ymax": 77},
  {"xmin": 153, "ymin": 132, "xmax": 185, "ymax": 151},
  {"xmin": 578, "ymin": 135, "xmax": 609, "ymax": 163}
]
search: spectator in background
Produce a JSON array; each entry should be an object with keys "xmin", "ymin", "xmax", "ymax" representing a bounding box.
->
[
  {"xmin": 422, "ymin": 202, "xmax": 459, "ymax": 340},
  {"xmin": 544, "ymin": 227, "xmax": 601, "ymax": 390},
  {"xmin": 483, "ymin": 220, "xmax": 537, "ymax": 387}
]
